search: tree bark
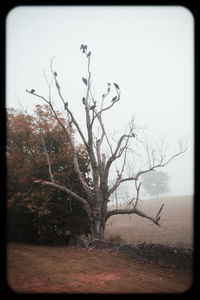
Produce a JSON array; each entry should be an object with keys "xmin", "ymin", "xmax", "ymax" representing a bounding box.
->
[{"xmin": 90, "ymin": 219, "xmax": 105, "ymax": 240}]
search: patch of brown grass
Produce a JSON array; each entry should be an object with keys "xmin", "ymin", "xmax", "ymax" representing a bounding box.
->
[
  {"xmin": 7, "ymin": 243, "xmax": 192, "ymax": 294},
  {"xmin": 105, "ymin": 195, "xmax": 193, "ymax": 248}
]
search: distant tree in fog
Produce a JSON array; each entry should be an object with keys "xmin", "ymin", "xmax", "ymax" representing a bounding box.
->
[{"xmin": 142, "ymin": 170, "xmax": 170, "ymax": 198}]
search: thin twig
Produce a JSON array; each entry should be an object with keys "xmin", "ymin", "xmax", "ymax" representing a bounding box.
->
[
  {"xmin": 40, "ymin": 130, "xmax": 55, "ymax": 183},
  {"xmin": 133, "ymin": 181, "xmax": 142, "ymax": 211}
]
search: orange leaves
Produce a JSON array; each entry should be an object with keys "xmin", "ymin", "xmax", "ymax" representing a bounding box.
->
[
  {"xmin": 7, "ymin": 105, "xmax": 91, "ymax": 210},
  {"xmin": 33, "ymin": 104, "xmax": 68, "ymax": 134}
]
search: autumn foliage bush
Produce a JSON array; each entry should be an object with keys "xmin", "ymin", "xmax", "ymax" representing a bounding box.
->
[{"xmin": 7, "ymin": 106, "xmax": 91, "ymax": 244}]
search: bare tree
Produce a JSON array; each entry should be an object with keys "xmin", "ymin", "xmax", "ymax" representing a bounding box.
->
[{"xmin": 26, "ymin": 44, "xmax": 186, "ymax": 239}]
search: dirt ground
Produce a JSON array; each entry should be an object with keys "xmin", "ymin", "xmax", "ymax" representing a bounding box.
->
[{"xmin": 7, "ymin": 243, "xmax": 192, "ymax": 294}]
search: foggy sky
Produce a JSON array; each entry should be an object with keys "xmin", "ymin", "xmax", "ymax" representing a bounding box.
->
[{"xmin": 6, "ymin": 5, "xmax": 194, "ymax": 198}]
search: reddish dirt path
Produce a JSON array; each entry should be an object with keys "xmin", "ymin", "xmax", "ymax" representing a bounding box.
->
[{"xmin": 7, "ymin": 243, "xmax": 192, "ymax": 294}]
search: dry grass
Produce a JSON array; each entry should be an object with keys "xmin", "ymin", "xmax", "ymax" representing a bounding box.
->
[
  {"xmin": 105, "ymin": 195, "xmax": 193, "ymax": 248},
  {"xmin": 7, "ymin": 243, "xmax": 192, "ymax": 294}
]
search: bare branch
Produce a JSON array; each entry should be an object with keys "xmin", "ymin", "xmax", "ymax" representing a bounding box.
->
[
  {"xmin": 135, "ymin": 146, "xmax": 186, "ymax": 180},
  {"xmin": 26, "ymin": 89, "xmax": 49, "ymax": 104},
  {"xmin": 43, "ymin": 70, "xmax": 53, "ymax": 102},
  {"xmin": 66, "ymin": 108, "xmax": 89, "ymax": 148},
  {"xmin": 50, "ymin": 57, "xmax": 65, "ymax": 106},
  {"xmin": 155, "ymin": 203, "xmax": 164, "ymax": 220},
  {"xmin": 34, "ymin": 179, "xmax": 92, "ymax": 220},
  {"xmin": 15, "ymin": 93, "xmax": 29, "ymax": 114},
  {"xmin": 26, "ymin": 88, "xmax": 92, "ymax": 198},
  {"xmin": 40, "ymin": 131, "xmax": 55, "ymax": 183},
  {"xmin": 100, "ymin": 86, "xmax": 111, "ymax": 112},
  {"xmin": 109, "ymin": 144, "xmax": 185, "ymax": 194},
  {"xmin": 94, "ymin": 111, "xmax": 113, "ymax": 155},
  {"xmin": 105, "ymin": 131, "xmax": 136, "ymax": 187},
  {"xmin": 82, "ymin": 53, "xmax": 100, "ymax": 191},
  {"xmin": 108, "ymin": 174, "xmax": 122, "ymax": 196},
  {"xmin": 90, "ymin": 97, "xmax": 120, "ymax": 127},
  {"xmin": 49, "ymin": 103, "xmax": 93, "ymax": 197},
  {"xmin": 106, "ymin": 207, "xmax": 161, "ymax": 226},
  {"xmin": 50, "ymin": 58, "xmax": 89, "ymax": 149},
  {"xmin": 133, "ymin": 181, "xmax": 142, "ymax": 211}
]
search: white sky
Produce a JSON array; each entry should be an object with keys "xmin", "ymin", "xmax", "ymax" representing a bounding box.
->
[{"xmin": 6, "ymin": 5, "xmax": 194, "ymax": 198}]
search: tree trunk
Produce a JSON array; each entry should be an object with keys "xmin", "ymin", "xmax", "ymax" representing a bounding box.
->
[{"xmin": 90, "ymin": 218, "xmax": 105, "ymax": 240}]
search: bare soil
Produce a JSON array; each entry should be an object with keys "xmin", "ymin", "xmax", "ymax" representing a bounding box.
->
[{"xmin": 7, "ymin": 243, "xmax": 193, "ymax": 294}]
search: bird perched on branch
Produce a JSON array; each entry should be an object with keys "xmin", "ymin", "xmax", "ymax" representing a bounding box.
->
[
  {"xmin": 30, "ymin": 89, "xmax": 35, "ymax": 93},
  {"xmin": 131, "ymin": 133, "xmax": 135, "ymax": 138},
  {"xmin": 56, "ymin": 81, "xmax": 60, "ymax": 89},
  {"xmin": 82, "ymin": 77, "xmax": 87, "ymax": 86},
  {"xmin": 87, "ymin": 51, "xmax": 91, "ymax": 58},
  {"xmin": 64, "ymin": 102, "xmax": 68, "ymax": 110},
  {"xmin": 89, "ymin": 105, "xmax": 96, "ymax": 110},
  {"xmin": 113, "ymin": 83, "xmax": 120, "ymax": 90},
  {"xmin": 80, "ymin": 44, "xmax": 87, "ymax": 53},
  {"xmin": 82, "ymin": 97, "xmax": 86, "ymax": 104},
  {"xmin": 111, "ymin": 96, "xmax": 118, "ymax": 102},
  {"xmin": 84, "ymin": 45, "xmax": 87, "ymax": 52},
  {"xmin": 54, "ymin": 71, "xmax": 57, "ymax": 77},
  {"xmin": 89, "ymin": 102, "xmax": 96, "ymax": 110}
]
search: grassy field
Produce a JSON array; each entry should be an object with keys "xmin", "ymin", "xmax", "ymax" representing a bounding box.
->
[
  {"xmin": 7, "ymin": 243, "xmax": 192, "ymax": 294},
  {"xmin": 105, "ymin": 195, "xmax": 193, "ymax": 248}
]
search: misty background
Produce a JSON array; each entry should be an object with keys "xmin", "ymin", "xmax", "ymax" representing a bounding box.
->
[{"xmin": 6, "ymin": 5, "xmax": 194, "ymax": 200}]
